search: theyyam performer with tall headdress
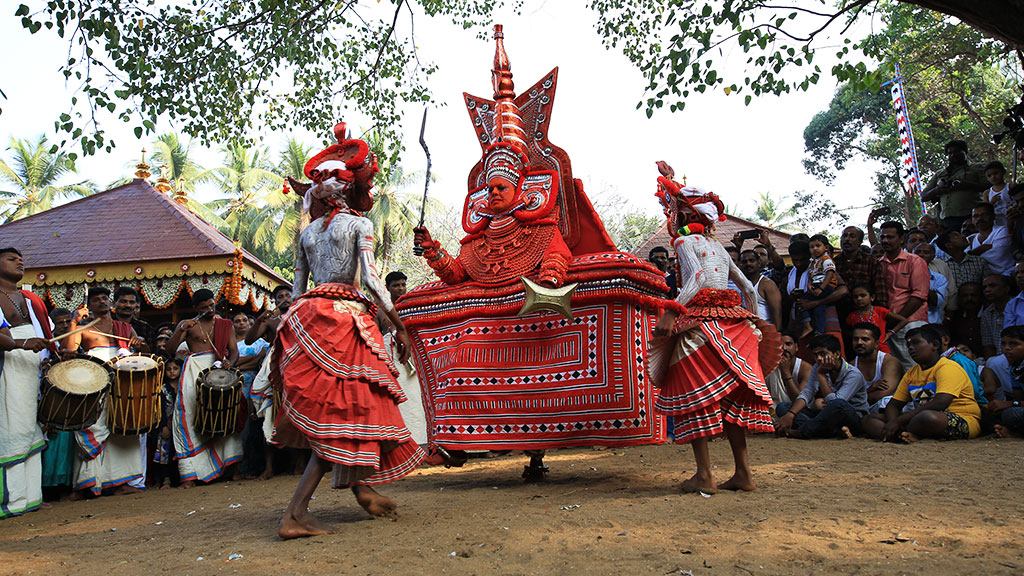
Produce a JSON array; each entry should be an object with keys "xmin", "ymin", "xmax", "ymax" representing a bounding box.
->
[
  {"xmin": 647, "ymin": 161, "xmax": 782, "ymax": 494},
  {"xmin": 403, "ymin": 25, "xmax": 672, "ymax": 480},
  {"xmin": 270, "ymin": 123, "xmax": 425, "ymax": 539}
]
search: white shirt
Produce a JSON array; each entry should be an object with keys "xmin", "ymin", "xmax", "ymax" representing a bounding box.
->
[{"xmin": 968, "ymin": 225, "xmax": 1015, "ymax": 276}]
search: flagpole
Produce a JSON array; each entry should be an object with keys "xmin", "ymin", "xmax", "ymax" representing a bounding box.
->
[{"xmin": 889, "ymin": 62, "xmax": 926, "ymax": 214}]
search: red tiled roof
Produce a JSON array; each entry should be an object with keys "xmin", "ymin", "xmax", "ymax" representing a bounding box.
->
[
  {"xmin": 632, "ymin": 214, "xmax": 794, "ymax": 259},
  {"xmin": 0, "ymin": 179, "xmax": 284, "ymax": 281}
]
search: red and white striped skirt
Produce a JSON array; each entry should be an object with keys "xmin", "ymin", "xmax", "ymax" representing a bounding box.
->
[
  {"xmin": 653, "ymin": 316, "xmax": 774, "ymax": 443},
  {"xmin": 272, "ymin": 284, "xmax": 425, "ymax": 486}
]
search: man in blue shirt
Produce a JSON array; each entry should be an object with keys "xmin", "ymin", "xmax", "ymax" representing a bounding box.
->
[{"xmin": 774, "ymin": 334, "xmax": 869, "ymax": 438}]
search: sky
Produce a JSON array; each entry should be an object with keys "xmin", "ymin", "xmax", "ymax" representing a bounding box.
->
[{"xmin": 0, "ymin": 2, "xmax": 883, "ymax": 231}]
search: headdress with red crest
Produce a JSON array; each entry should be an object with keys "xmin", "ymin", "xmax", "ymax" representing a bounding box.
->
[
  {"xmin": 284, "ymin": 121, "xmax": 379, "ymax": 225},
  {"xmin": 655, "ymin": 161, "xmax": 726, "ymax": 238}
]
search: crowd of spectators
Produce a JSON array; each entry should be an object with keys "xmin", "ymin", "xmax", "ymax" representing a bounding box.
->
[{"xmin": 648, "ymin": 139, "xmax": 1024, "ymax": 443}]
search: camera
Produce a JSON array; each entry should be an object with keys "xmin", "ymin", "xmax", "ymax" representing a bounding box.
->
[
  {"xmin": 737, "ymin": 229, "xmax": 761, "ymax": 240},
  {"xmin": 872, "ymin": 206, "xmax": 891, "ymax": 217}
]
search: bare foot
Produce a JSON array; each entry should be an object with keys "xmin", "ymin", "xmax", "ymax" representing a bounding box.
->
[
  {"xmin": 352, "ymin": 485, "xmax": 397, "ymax": 518},
  {"xmin": 180, "ymin": 481, "xmax": 196, "ymax": 489},
  {"xmin": 258, "ymin": 469, "xmax": 274, "ymax": 481},
  {"xmin": 994, "ymin": 424, "xmax": 1022, "ymax": 438},
  {"xmin": 841, "ymin": 426, "xmax": 854, "ymax": 439},
  {"xmin": 113, "ymin": 485, "xmax": 143, "ymax": 495},
  {"xmin": 39, "ymin": 502, "xmax": 53, "ymax": 510},
  {"xmin": 680, "ymin": 471, "xmax": 717, "ymax": 494},
  {"xmin": 900, "ymin": 431, "xmax": 920, "ymax": 444},
  {"xmin": 717, "ymin": 472, "xmax": 757, "ymax": 492},
  {"xmin": 278, "ymin": 508, "xmax": 334, "ymax": 540},
  {"xmin": 68, "ymin": 490, "xmax": 87, "ymax": 501}
]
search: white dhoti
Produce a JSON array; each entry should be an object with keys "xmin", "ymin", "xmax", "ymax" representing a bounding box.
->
[
  {"xmin": 1, "ymin": 324, "xmax": 46, "ymax": 518},
  {"xmin": 383, "ymin": 332, "xmax": 427, "ymax": 445},
  {"xmin": 74, "ymin": 346, "xmax": 145, "ymax": 494},
  {"xmin": 250, "ymin": 349, "xmax": 277, "ymax": 441},
  {"xmin": 173, "ymin": 351, "xmax": 242, "ymax": 483}
]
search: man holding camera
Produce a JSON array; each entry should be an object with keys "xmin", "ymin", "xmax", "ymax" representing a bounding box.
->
[{"xmin": 921, "ymin": 140, "xmax": 989, "ymax": 232}]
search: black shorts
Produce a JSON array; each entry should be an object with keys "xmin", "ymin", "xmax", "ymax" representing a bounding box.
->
[{"xmin": 942, "ymin": 411, "xmax": 971, "ymax": 440}]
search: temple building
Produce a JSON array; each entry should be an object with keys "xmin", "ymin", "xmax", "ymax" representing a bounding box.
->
[{"xmin": 0, "ymin": 161, "xmax": 288, "ymax": 322}]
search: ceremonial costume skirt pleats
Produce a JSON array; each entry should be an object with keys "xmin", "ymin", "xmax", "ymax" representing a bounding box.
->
[
  {"xmin": 0, "ymin": 325, "xmax": 46, "ymax": 518},
  {"xmin": 273, "ymin": 288, "xmax": 424, "ymax": 487},
  {"xmin": 655, "ymin": 319, "xmax": 773, "ymax": 443}
]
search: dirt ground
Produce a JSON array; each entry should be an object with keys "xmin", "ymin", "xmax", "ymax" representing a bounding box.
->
[{"xmin": 2, "ymin": 435, "xmax": 1023, "ymax": 576}]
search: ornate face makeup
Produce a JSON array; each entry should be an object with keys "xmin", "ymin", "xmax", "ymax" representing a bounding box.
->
[{"xmin": 487, "ymin": 175, "xmax": 517, "ymax": 213}]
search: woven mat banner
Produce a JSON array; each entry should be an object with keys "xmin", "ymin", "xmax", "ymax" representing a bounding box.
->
[{"xmin": 408, "ymin": 301, "xmax": 665, "ymax": 450}]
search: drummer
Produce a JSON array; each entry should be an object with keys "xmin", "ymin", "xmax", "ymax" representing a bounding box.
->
[
  {"xmin": 166, "ymin": 289, "xmax": 241, "ymax": 488},
  {"xmin": 0, "ymin": 247, "xmax": 54, "ymax": 518},
  {"xmin": 65, "ymin": 286, "xmax": 148, "ymax": 499}
]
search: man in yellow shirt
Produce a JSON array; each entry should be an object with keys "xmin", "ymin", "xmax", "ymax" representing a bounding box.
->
[{"xmin": 862, "ymin": 325, "xmax": 981, "ymax": 442}]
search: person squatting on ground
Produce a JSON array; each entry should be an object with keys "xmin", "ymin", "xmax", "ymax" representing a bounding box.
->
[
  {"xmin": 774, "ymin": 334, "xmax": 869, "ymax": 439},
  {"xmin": 862, "ymin": 325, "xmax": 982, "ymax": 443}
]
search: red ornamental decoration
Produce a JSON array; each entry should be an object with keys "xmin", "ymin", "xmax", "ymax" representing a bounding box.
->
[
  {"xmin": 86, "ymin": 269, "xmax": 96, "ymax": 278},
  {"xmin": 181, "ymin": 263, "xmax": 190, "ymax": 272},
  {"xmin": 201, "ymin": 274, "xmax": 209, "ymax": 284},
  {"xmin": 37, "ymin": 273, "xmax": 46, "ymax": 281},
  {"xmin": 227, "ymin": 259, "xmax": 235, "ymax": 268},
  {"xmin": 134, "ymin": 266, "xmax": 143, "ymax": 274}
]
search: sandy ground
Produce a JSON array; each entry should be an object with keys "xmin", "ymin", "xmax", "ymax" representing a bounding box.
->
[{"xmin": 2, "ymin": 435, "xmax": 1024, "ymax": 576}]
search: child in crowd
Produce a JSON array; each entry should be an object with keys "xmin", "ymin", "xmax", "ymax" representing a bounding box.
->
[
  {"xmin": 153, "ymin": 357, "xmax": 183, "ymax": 489},
  {"xmin": 987, "ymin": 327, "xmax": 1024, "ymax": 437},
  {"xmin": 844, "ymin": 285, "xmax": 906, "ymax": 355},
  {"xmin": 796, "ymin": 234, "xmax": 839, "ymax": 337},
  {"xmin": 983, "ymin": 161, "xmax": 1012, "ymax": 227}
]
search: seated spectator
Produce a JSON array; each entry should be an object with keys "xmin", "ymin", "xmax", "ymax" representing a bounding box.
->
[
  {"xmin": 948, "ymin": 282, "xmax": 984, "ymax": 357},
  {"xmin": 931, "ymin": 323, "xmax": 986, "ymax": 407},
  {"xmin": 1003, "ymin": 261, "xmax": 1024, "ymax": 330},
  {"xmin": 980, "ymin": 274, "xmax": 1015, "ymax": 358},
  {"xmin": 774, "ymin": 334, "xmax": 868, "ymax": 439},
  {"xmin": 913, "ymin": 243, "xmax": 948, "ymax": 323},
  {"xmin": 987, "ymin": 326, "xmax": 1024, "ymax": 437},
  {"xmin": 983, "ymin": 161, "xmax": 1012, "ymax": 228},
  {"xmin": 862, "ymin": 325, "xmax": 982, "ymax": 442},
  {"xmin": 968, "ymin": 202, "xmax": 1015, "ymax": 276},
  {"xmin": 936, "ymin": 229, "xmax": 991, "ymax": 288},
  {"xmin": 849, "ymin": 322, "xmax": 904, "ymax": 411},
  {"xmin": 766, "ymin": 331, "xmax": 813, "ymax": 407},
  {"xmin": 844, "ymin": 284, "xmax": 905, "ymax": 354}
]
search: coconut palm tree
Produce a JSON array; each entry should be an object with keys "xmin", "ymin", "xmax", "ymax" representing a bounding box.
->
[
  {"xmin": 750, "ymin": 191, "xmax": 801, "ymax": 232},
  {"xmin": 0, "ymin": 136, "xmax": 94, "ymax": 222},
  {"xmin": 273, "ymin": 138, "xmax": 313, "ymax": 258},
  {"xmin": 148, "ymin": 132, "xmax": 226, "ymax": 226},
  {"xmin": 205, "ymin": 143, "xmax": 286, "ymax": 266},
  {"xmin": 361, "ymin": 129, "xmax": 442, "ymax": 271}
]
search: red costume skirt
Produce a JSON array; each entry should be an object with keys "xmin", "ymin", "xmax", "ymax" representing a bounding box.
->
[
  {"xmin": 272, "ymin": 284, "xmax": 424, "ymax": 486},
  {"xmin": 650, "ymin": 289, "xmax": 775, "ymax": 443}
]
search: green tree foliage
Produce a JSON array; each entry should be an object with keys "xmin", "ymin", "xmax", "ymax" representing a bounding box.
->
[
  {"xmin": 14, "ymin": 1, "xmax": 505, "ymax": 160},
  {"xmin": 603, "ymin": 210, "xmax": 664, "ymax": 253},
  {"xmin": 0, "ymin": 135, "xmax": 94, "ymax": 222},
  {"xmin": 589, "ymin": 0, "xmax": 1023, "ymax": 119},
  {"xmin": 802, "ymin": 3, "xmax": 1019, "ymax": 224},
  {"xmin": 750, "ymin": 191, "xmax": 800, "ymax": 232}
]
